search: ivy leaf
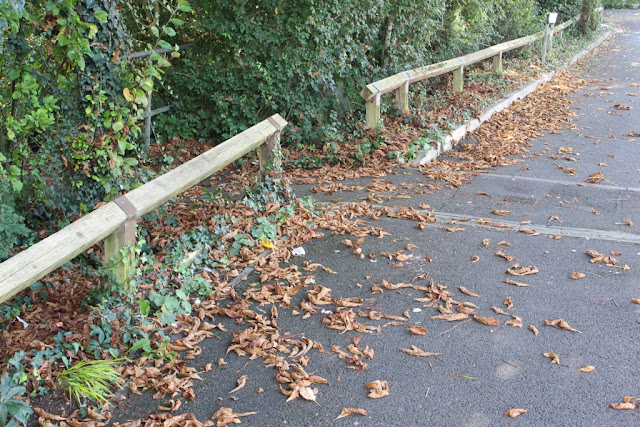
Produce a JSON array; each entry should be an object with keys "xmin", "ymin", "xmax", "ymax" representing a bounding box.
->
[
  {"xmin": 123, "ymin": 88, "xmax": 133, "ymax": 102},
  {"xmin": 112, "ymin": 121, "xmax": 124, "ymax": 132},
  {"xmin": 162, "ymin": 26, "xmax": 176, "ymax": 37},
  {"xmin": 94, "ymin": 10, "xmax": 108, "ymax": 23}
]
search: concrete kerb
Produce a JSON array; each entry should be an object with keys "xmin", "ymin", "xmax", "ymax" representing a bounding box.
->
[{"xmin": 411, "ymin": 28, "xmax": 614, "ymax": 166}]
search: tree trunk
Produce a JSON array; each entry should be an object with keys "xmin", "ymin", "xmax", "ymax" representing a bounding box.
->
[{"xmin": 578, "ymin": 0, "xmax": 600, "ymax": 34}]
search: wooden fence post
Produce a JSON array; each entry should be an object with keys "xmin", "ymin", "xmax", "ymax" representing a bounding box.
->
[
  {"xmin": 541, "ymin": 23, "xmax": 550, "ymax": 62},
  {"xmin": 492, "ymin": 51, "xmax": 503, "ymax": 73},
  {"xmin": 548, "ymin": 23, "xmax": 556, "ymax": 54},
  {"xmin": 395, "ymin": 73, "xmax": 410, "ymax": 113},
  {"xmin": 104, "ymin": 196, "xmax": 138, "ymax": 285},
  {"xmin": 365, "ymin": 93, "xmax": 381, "ymax": 129},
  {"xmin": 452, "ymin": 65, "xmax": 464, "ymax": 93},
  {"xmin": 260, "ymin": 117, "xmax": 284, "ymax": 179}
]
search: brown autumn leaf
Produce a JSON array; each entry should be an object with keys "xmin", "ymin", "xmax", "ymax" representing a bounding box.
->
[
  {"xmin": 613, "ymin": 104, "xmax": 631, "ymax": 110},
  {"xmin": 491, "ymin": 210, "xmax": 511, "ymax": 216},
  {"xmin": 543, "ymin": 352, "xmax": 560, "ymax": 364},
  {"xmin": 471, "ymin": 255, "xmax": 480, "ymax": 263},
  {"xmin": 610, "ymin": 402, "xmax": 636, "ymax": 410},
  {"xmin": 431, "ymin": 312, "xmax": 469, "ymax": 322},
  {"xmin": 504, "ymin": 408, "xmax": 527, "ymax": 418},
  {"xmin": 299, "ymin": 386, "xmax": 318, "ymax": 402},
  {"xmin": 441, "ymin": 226, "xmax": 465, "ymax": 232},
  {"xmin": 585, "ymin": 249, "xmax": 618, "ymax": 265},
  {"xmin": 632, "ymin": 298, "xmax": 640, "ymax": 305},
  {"xmin": 473, "ymin": 315, "xmax": 500, "ymax": 326},
  {"xmin": 407, "ymin": 325, "xmax": 429, "ymax": 335},
  {"xmin": 586, "ymin": 171, "xmax": 605, "ymax": 184},
  {"xmin": 492, "ymin": 306, "xmax": 511, "ymax": 316},
  {"xmin": 498, "ymin": 241, "xmax": 510, "ymax": 246},
  {"xmin": 544, "ymin": 318, "xmax": 581, "ymax": 333},
  {"xmin": 504, "ymin": 297, "xmax": 513, "ymax": 309},
  {"xmin": 395, "ymin": 253, "xmax": 413, "ymax": 262},
  {"xmin": 229, "ymin": 375, "xmax": 248, "ymax": 394},
  {"xmin": 506, "ymin": 264, "xmax": 538, "ymax": 276},
  {"xmin": 459, "ymin": 286, "xmax": 481, "ymax": 297},
  {"xmin": 529, "ymin": 325, "xmax": 539, "ymax": 336},
  {"xmin": 212, "ymin": 407, "xmax": 258, "ymax": 425},
  {"xmin": 482, "ymin": 238, "xmax": 490, "ymax": 246},
  {"xmin": 580, "ymin": 365, "xmax": 596, "ymax": 373},
  {"xmin": 400, "ymin": 345, "xmax": 442, "ymax": 358},
  {"xmin": 365, "ymin": 380, "xmax": 390, "ymax": 399},
  {"xmin": 503, "ymin": 278, "xmax": 531, "ymax": 287},
  {"xmin": 476, "ymin": 191, "xmax": 494, "ymax": 197},
  {"xmin": 495, "ymin": 250, "xmax": 514, "ymax": 263},
  {"xmin": 335, "ymin": 408, "xmax": 368, "ymax": 420},
  {"xmin": 569, "ymin": 272, "xmax": 586, "ymax": 280},
  {"xmin": 505, "ymin": 317, "xmax": 523, "ymax": 328}
]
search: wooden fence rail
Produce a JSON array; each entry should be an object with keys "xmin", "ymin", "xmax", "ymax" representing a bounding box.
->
[
  {"xmin": 361, "ymin": 8, "xmax": 603, "ymax": 128},
  {"xmin": 0, "ymin": 114, "xmax": 287, "ymax": 304}
]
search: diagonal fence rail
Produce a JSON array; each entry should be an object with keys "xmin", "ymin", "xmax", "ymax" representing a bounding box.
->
[{"xmin": 0, "ymin": 114, "xmax": 287, "ymax": 304}]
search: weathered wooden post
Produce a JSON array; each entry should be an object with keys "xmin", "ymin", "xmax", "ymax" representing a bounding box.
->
[
  {"xmin": 365, "ymin": 93, "xmax": 381, "ymax": 129},
  {"xmin": 542, "ymin": 12, "xmax": 557, "ymax": 62},
  {"xmin": 260, "ymin": 116, "xmax": 285, "ymax": 178},
  {"xmin": 492, "ymin": 51, "xmax": 503, "ymax": 73},
  {"xmin": 452, "ymin": 64, "xmax": 464, "ymax": 93},
  {"xmin": 395, "ymin": 72, "xmax": 410, "ymax": 113},
  {"xmin": 104, "ymin": 196, "xmax": 139, "ymax": 285}
]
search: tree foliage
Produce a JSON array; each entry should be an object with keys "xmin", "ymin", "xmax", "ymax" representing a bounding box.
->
[{"xmin": 152, "ymin": 0, "xmax": 542, "ymax": 144}]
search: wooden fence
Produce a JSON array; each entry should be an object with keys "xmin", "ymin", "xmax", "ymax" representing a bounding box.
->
[
  {"xmin": 361, "ymin": 9, "xmax": 602, "ymax": 128},
  {"xmin": 0, "ymin": 114, "xmax": 287, "ymax": 304}
]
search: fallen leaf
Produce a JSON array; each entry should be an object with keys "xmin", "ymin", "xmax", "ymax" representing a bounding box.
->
[
  {"xmin": 495, "ymin": 250, "xmax": 514, "ymax": 263},
  {"xmin": 506, "ymin": 264, "xmax": 538, "ymax": 276},
  {"xmin": 632, "ymin": 298, "xmax": 640, "ymax": 305},
  {"xmin": 229, "ymin": 375, "xmax": 248, "ymax": 394},
  {"xmin": 441, "ymin": 226, "xmax": 465, "ymax": 232},
  {"xmin": 503, "ymin": 278, "xmax": 531, "ymax": 287},
  {"xmin": 529, "ymin": 325, "xmax": 539, "ymax": 336},
  {"xmin": 613, "ymin": 104, "xmax": 631, "ymax": 110},
  {"xmin": 569, "ymin": 272, "xmax": 586, "ymax": 280},
  {"xmin": 505, "ymin": 317, "xmax": 523, "ymax": 328},
  {"xmin": 476, "ymin": 192, "xmax": 494, "ymax": 197},
  {"xmin": 491, "ymin": 210, "xmax": 511, "ymax": 216},
  {"xmin": 543, "ymin": 352, "xmax": 560, "ymax": 364},
  {"xmin": 365, "ymin": 380, "xmax": 390, "ymax": 399},
  {"xmin": 580, "ymin": 365, "xmax": 595, "ymax": 373},
  {"xmin": 471, "ymin": 255, "xmax": 480, "ymax": 263},
  {"xmin": 482, "ymin": 239, "xmax": 490, "ymax": 246},
  {"xmin": 408, "ymin": 325, "xmax": 429, "ymax": 335},
  {"xmin": 473, "ymin": 315, "xmax": 500, "ymax": 326},
  {"xmin": 504, "ymin": 408, "xmax": 527, "ymax": 418},
  {"xmin": 459, "ymin": 286, "xmax": 480, "ymax": 297},
  {"xmin": 400, "ymin": 345, "xmax": 442, "ymax": 358},
  {"xmin": 610, "ymin": 402, "xmax": 635, "ymax": 410},
  {"xmin": 335, "ymin": 408, "xmax": 368, "ymax": 420},
  {"xmin": 504, "ymin": 297, "xmax": 513, "ymax": 309},
  {"xmin": 431, "ymin": 312, "xmax": 469, "ymax": 322},
  {"xmin": 299, "ymin": 386, "xmax": 317, "ymax": 402},
  {"xmin": 212, "ymin": 407, "xmax": 257, "ymax": 425},
  {"xmin": 498, "ymin": 241, "xmax": 510, "ymax": 246},
  {"xmin": 544, "ymin": 318, "xmax": 581, "ymax": 333},
  {"xmin": 586, "ymin": 171, "xmax": 605, "ymax": 184}
]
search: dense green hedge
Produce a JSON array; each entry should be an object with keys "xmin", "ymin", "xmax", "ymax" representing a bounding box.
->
[{"xmin": 152, "ymin": 0, "xmax": 542, "ymax": 144}]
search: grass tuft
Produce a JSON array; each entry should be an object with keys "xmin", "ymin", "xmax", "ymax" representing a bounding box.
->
[{"xmin": 56, "ymin": 359, "xmax": 123, "ymax": 405}]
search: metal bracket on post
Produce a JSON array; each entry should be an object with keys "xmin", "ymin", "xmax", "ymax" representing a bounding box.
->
[{"xmin": 104, "ymin": 195, "xmax": 139, "ymax": 285}]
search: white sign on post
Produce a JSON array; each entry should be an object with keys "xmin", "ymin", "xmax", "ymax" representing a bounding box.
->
[{"xmin": 548, "ymin": 12, "xmax": 558, "ymax": 24}]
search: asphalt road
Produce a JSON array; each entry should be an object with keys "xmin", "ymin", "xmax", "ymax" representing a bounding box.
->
[{"xmin": 111, "ymin": 10, "xmax": 640, "ymax": 427}]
